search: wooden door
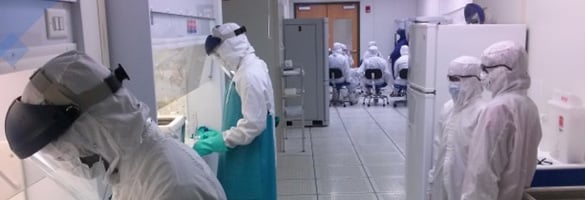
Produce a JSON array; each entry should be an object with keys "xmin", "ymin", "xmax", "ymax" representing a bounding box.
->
[
  {"xmin": 295, "ymin": 3, "xmax": 360, "ymax": 67},
  {"xmin": 295, "ymin": 4, "xmax": 327, "ymax": 19},
  {"xmin": 327, "ymin": 3, "xmax": 359, "ymax": 67}
]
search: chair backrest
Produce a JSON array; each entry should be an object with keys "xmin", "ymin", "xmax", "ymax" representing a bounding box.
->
[
  {"xmin": 329, "ymin": 68, "xmax": 344, "ymax": 79},
  {"xmin": 399, "ymin": 68, "xmax": 408, "ymax": 79},
  {"xmin": 365, "ymin": 69, "xmax": 383, "ymax": 80}
]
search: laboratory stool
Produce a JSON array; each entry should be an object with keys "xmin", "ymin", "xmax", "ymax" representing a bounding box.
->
[
  {"xmin": 329, "ymin": 68, "xmax": 353, "ymax": 107},
  {"xmin": 363, "ymin": 69, "xmax": 389, "ymax": 107}
]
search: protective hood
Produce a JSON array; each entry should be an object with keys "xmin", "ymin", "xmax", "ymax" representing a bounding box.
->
[
  {"xmin": 332, "ymin": 42, "xmax": 344, "ymax": 54},
  {"xmin": 400, "ymin": 45, "xmax": 409, "ymax": 56},
  {"xmin": 481, "ymin": 41, "xmax": 530, "ymax": 96},
  {"xmin": 19, "ymin": 51, "xmax": 149, "ymax": 183},
  {"xmin": 212, "ymin": 23, "xmax": 256, "ymax": 72},
  {"xmin": 361, "ymin": 56, "xmax": 387, "ymax": 70},
  {"xmin": 328, "ymin": 51, "xmax": 348, "ymax": 69},
  {"xmin": 448, "ymin": 56, "xmax": 483, "ymax": 111},
  {"xmin": 396, "ymin": 29, "xmax": 407, "ymax": 45},
  {"xmin": 363, "ymin": 46, "xmax": 381, "ymax": 59},
  {"xmin": 368, "ymin": 41, "xmax": 377, "ymax": 47}
]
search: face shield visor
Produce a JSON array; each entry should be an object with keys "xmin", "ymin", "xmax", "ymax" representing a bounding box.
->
[
  {"xmin": 205, "ymin": 26, "xmax": 247, "ymax": 78},
  {"xmin": 31, "ymin": 150, "xmax": 112, "ymax": 200},
  {"xmin": 204, "ymin": 26, "xmax": 247, "ymax": 56},
  {"xmin": 4, "ymin": 64, "xmax": 130, "ymax": 199}
]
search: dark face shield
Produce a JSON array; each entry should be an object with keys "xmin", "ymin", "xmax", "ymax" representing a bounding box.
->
[
  {"xmin": 4, "ymin": 65, "xmax": 129, "ymax": 159},
  {"xmin": 204, "ymin": 26, "xmax": 247, "ymax": 55},
  {"xmin": 5, "ymin": 98, "xmax": 80, "ymax": 159},
  {"xmin": 205, "ymin": 35, "xmax": 222, "ymax": 55}
]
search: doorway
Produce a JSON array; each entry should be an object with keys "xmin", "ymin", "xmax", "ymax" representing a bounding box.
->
[{"xmin": 294, "ymin": 2, "xmax": 360, "ymax": 67}]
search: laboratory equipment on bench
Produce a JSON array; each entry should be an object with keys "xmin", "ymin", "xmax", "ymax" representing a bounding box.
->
[
  {"xmin": 405, "ymin": 23, "xmax": 526, "ymax": 200},
  {"xmin": 546, "ymin": 91, "xmax": 585, "ymax": 164},
  {"xmin": 531, "ymin": 90, "xmax": 585, "ymax": 188}
]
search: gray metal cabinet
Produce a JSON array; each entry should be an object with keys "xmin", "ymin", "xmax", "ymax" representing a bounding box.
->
[{"xmin": 283, "ymin": 18, "xmax": 329, "ymax": 127}]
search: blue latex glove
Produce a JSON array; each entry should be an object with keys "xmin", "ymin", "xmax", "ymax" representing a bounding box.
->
[{"xmin": 193, "ymin": 128, "xmax": 227, "ymax": 156}]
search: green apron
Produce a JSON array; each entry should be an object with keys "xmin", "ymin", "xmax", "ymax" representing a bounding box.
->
[{"xmin": 217, "ymin": 82, "xmax": 276, "ymax": 200}]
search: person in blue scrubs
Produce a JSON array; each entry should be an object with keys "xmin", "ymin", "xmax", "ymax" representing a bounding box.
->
[{"xmin": 194, "ymin": 23, "xmax": 277, "ymax": 200}]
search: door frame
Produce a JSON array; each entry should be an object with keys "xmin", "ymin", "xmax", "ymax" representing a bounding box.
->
[
  {"xmin": 293, "ymin": 2, "xmax": 361, "ymax": 62},
  {"xmin": 72, "ymin": 0, "xmax": 110, "ymax": 66}
]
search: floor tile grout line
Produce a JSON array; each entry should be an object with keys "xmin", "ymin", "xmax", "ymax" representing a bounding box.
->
[
  {"xmin": 335, "ymin": 106, "xmax": 379, "ymax": 200},
  {"xmin": 363, "ymin": 106, "xmax": 407, "ymax": 159},
  {"xmin": 309, "ymin": 126, "xmax": 320, "ymax": 198},
  {"xmin": 392, "ymin": 106, "xmax": 408, "ymax": 120}
]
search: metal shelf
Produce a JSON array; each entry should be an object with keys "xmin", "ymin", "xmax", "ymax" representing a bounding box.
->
[{"xmin": 280, "ymin": 62, "xmax": 306, "ymax": 153}]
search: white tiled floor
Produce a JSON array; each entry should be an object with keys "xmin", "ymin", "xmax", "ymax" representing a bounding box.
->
[{"xmin": 278, "ymin": 105, "xmax": 408, "ymax": 200}]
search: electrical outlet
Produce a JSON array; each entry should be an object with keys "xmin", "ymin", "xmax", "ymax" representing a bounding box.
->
[{"xmin": 45, "ymin": 8, "xmax": 68, "ymax": 39}]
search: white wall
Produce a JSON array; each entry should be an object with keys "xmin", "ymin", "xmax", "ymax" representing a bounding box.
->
[
  {"xmin": 440, "ymin": 0, "xmax": 471, "ymax": 14},
  {"xmin": 286, "ymin": 0, "xmax": 417, "ymax": 58},
  {"xmin": 525, "ymin": 0, "xmax": 585, "ymax": 111},
  {"xmin": 0, "ymin": 1, "xmax": 76, "ymax": 74},
  {"xmin": 474, "ymin": 0, "xmax": 525, "ymax": 24},
  {"xmin": 471, "ymin": 0, "xmax": 585, "ymax": 114},
  {"xmin": 417, "ymin": 0, "xmax": 471, "ymax": 17},
  {"xmin": 361, "ymin": 0, "xmax": 417, "ymax": 58},
  {"xmin": 417, "ymin": 0, "xmax": 438, "ymax": 16}
]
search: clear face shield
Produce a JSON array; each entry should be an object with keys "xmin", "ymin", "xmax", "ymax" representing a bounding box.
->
[
  {"xmin": 209, "ymin": 52, "xmax": 235, "ymax": 79},
  {"xmin": 4, "ymin": 63, "xmax": 130, "ymax": 200},
  {"xmin": 32, "ymin": 148, "xmax": 112, "ymax": 200}
]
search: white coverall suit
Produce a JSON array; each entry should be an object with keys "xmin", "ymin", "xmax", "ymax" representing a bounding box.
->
[
  {"xmin": 461, "ymin": 41, "xmax": 542, "ymax": 200},
  {"xmin": 429, "ymin": 56, "xmax": 486, "ymax": 200}
]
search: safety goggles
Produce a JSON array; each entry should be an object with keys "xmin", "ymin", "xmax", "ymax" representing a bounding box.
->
[
  {"xmin": 481, "ymin": 64, "xmax": 512, "ymax": 73},
  {"xmin": 5, "ymin": 65, "xmax": 130, "ymax": 159},
  {"xmin": 205, "ymin": 26, "xmax": 247, "ymax": 55},
  {"xmin": 447, "ymin": 75, "xmax": 480, "ymax": 82}
]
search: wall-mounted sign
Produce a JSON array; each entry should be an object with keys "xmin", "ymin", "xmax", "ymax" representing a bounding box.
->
[
  {"xmin": 187, "ymin": 19, "xmax": 197, "ymax": 34},
  {"xmin": 343, "ymin": 5, "xmax": 356, "ymax": 10},
  {"xmin": 298, "ymin": 6, "xmax": 311, "ymax": 11}
]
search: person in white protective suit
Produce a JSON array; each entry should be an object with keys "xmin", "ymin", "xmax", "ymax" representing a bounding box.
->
[
  {"xmin": 330, "ymin": 43, "xmax": 359, "ymax": 104},
  {"xmin": 358, "ymin": 46, "xmax": 392, "ymax": 94},
  {"xmin": 336, "ymin": 42, "xmax": 355, "ymax": 67},
  {"xmin": 461, "ymin": 41, "xmax": 542, "ymax": 200},
  {"xmin": 391, "ymin": 45, "xmax": 409, "ymax": 96},
  {"xmin": 3, "ymin": 51, "xmax": 226, "ymax": 200},
  {"xmin": 198, "ymin": 23, "xmax": 277, "ymax": 199},
  {"xmin": 428, "ymin": 56, "xmax": 486, "ymax": 200},
  {"xmin": 362, "ymin": 41, "xmax": 382, "ymax": 60}
]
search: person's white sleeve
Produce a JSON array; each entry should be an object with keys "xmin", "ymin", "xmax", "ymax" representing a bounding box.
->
[
  {"xmin": 461, "ymin": 105, "xmax": 515, "ymax": 200},
  {"xmin": 433, "ymin": 101, "xmax": 452, "ymax": 163},
  {"xmin": 222, "ymin": 78, "xmax": 267, "ymax": 148},
  {"xmin": 358, "ymin": 61, "xmax": 365, "ymax": 74},
  {"xmin": 393, "ymin": 60, "xmax": 400, "ymax": 79},
  {"xmin": 344, "ymin": 61, "xmax": 353, "ymax": 83}
]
